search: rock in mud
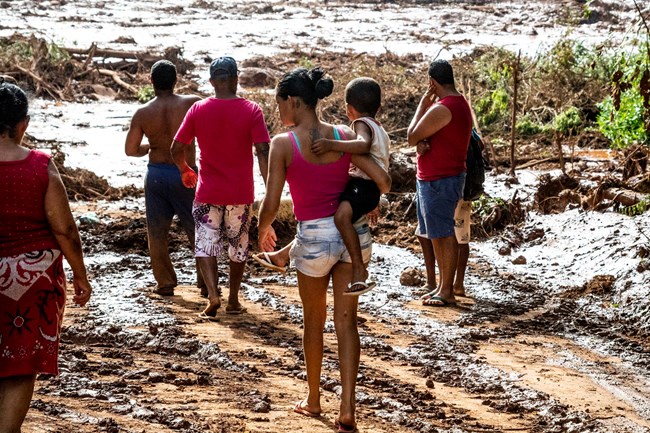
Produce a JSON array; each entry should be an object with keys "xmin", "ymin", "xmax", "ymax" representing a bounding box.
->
[
  {"xmin": 583, "ymin": 274, "xmax": 615, "ymax": 294},
  {"xmin": 238, "ymin": 67, "xmax": 281, "ymax": 88},
  {"xmin": 400, "ymin": 267, "xmax": 424, "ymax": 286},
  {"xmin": 498, "ymin": 245, "xmax": 512, "ymax": 255},
  {"xmin": 512, "ymin": 255, "xmax": 527, "ymax": 265}
]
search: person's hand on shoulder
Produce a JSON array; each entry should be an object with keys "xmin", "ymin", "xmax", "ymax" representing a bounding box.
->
[
  {"xmin": 311, "ymin": 138, "xmax": 333, "ymax": 156},
  {"xmin": 73, "ymin": 275, "xmax": 92, "ymax": 307},
  {"xmin": 181, "ymin": 167, "xmax": 198, "ymax": 188}
]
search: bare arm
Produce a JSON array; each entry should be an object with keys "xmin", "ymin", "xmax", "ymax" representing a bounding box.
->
[
  {"xmin": 257, "ymin": 137, "xmax": 290, "ymax": 251},
  {"xmin": 124, "ymin": 111, "xmax": 150, "ymax": 157},
  {"xmin": 44, "ymin": 160, "xmax": 92, "ymax": 306},
  {"xmin": 311, "ymin": 121, "xmax": 373, "ymax": 156},
  {"xmin": 351, "ymin": 154, "xmax": 392, "ymax": 194},
  {"xmin": 254, "ymin": 142, "xmax": 270, "ymax": 185},
  {"xmin": 407, "ymin": 84, "xmax": 453, "ymax": 146},
  {"xmin": 171, "ymin": 139, "xmax": 197, "ymax": 188}
]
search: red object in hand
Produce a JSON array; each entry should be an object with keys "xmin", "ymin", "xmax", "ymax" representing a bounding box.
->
[{"xmin": 181, "ymin": 169, "xmax": 198, "ymax": 188}]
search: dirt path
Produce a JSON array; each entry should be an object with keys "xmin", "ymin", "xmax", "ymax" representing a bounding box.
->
[{"xmin": 22, "ymin": 240, "xmax": 650, "ymax": 432}]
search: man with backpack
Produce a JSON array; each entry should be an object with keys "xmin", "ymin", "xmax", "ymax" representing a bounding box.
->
[{"xmin": 407, "ymin": 59, "xmax": 473, "ymax": 307}]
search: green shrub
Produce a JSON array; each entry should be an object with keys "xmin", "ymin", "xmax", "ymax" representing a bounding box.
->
[
  {"xmin": 137, "ymin": 85, "xmax": 155, "ymax": 103},
  {"xmin": 516, "ymin": 115, "xmax": 546, "ymax": 136},
  {"xmin": 477, "ymin": 88, "xmax": 509, "ymax": 126},
  {"xmin": 620, "ymin": 196, "xmax": 650, "ymax": 216},
  {"xmin": 596, "ymin": 43, "xmax": 649, "ymax": 148},
  {"xmin": 598, "ymin": 92, "xmax": 647, "ymax": 147},
  {"xmin": 554, "ymin": 106, "xmax": 583, "ymax": 135}
]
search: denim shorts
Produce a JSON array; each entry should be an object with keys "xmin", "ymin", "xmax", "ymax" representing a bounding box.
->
[
  {"xmin": 289, "ymin": 216, "xmax": 372, "ymax": 278},
  {"xmin": 415, "ymin": 173, "xmax": 465, "ymax": 239}
]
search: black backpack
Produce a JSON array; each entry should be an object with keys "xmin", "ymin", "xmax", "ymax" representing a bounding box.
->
[{"xmin": 463, "ymin": 129, "xmax": 488, "ymax": 201}]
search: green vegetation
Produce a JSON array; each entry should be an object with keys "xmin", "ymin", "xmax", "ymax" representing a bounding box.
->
[
  {"xmin": 456, "ymin": 34, "xmax": 648, "ymax": 150},
  {"xmin": 472, "ymin": 195, "xmax": 505, "ymax": 218},
  {"xmin": 137, "ymin": 85, "xmax": 155, "ymax": 103},
  {"xmin": 620, "ymin": 195, "xmax": 650, "ymax": 216},
  {"xmin": 516, "ymin": 115, "xmax": 546, "ymax": 136},
  {"xmin": 596, "ymin": 43, "xmax": 649, "ymax": 148},
  {"xmin": 554, "ymin": 106, "xmax": 582, "ymax": 135}
]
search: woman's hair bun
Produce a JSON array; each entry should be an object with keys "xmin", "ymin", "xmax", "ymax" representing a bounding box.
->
[{"xmin": 309, "ymin": 67, "xmax": 334, "ymax": 100}]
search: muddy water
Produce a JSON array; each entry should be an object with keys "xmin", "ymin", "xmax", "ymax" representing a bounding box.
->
[{"xmin": 1, "ymin": 0, "xmax": 635, "ymax": 67}]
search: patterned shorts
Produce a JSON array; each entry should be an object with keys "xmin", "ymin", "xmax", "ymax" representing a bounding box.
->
[
  {"xmin": 192, "ymin": 202, "xmax": 252, "ymax": 262},
  {"xmin": 454, "ymin": 199, "xmax": 472, "ymax": 244}
]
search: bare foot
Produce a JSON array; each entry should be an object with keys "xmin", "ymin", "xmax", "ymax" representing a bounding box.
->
[
  {"xmin": 202, "ymin": 297, "xmax": 221, "ymax": 317},
  {"xmin": 453, "ymin": 286, "xmax": 466, "ymax": 297},
  {"xmin": 349, "ymin": 266, "xmax": 368, "ymax": 286},
  {"xmin": 266, "ymin": 250, "xmax": 288, "ymax": 268}
]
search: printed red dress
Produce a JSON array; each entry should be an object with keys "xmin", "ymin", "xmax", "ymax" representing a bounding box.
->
[{"xmin": 0, "ymin": 150, "xmax": 66, "ymax": 377}]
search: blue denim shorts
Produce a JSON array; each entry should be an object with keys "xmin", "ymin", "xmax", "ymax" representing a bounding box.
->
[
  {"xmin": 415, "ymin": 173, "xmax": 465, "ymax": 239},
  {"xmin": 289, "ymin": 216, "xmax": 372, "ymax": 278}
]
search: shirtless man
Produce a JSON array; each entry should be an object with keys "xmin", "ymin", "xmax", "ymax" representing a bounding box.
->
[{"xmin": 125, "ymin": 60, "xmax": 204, "ymax": 296}]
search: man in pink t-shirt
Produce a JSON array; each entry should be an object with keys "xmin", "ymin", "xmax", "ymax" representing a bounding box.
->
[{"xmin": 171, "ymin": 56, "xmax": 270, "ymax": 320}]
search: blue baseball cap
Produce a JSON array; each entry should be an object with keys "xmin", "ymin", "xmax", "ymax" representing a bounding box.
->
[{"xmin": 209, "ymin": 56, "xmax": 238, "ymax": 79}]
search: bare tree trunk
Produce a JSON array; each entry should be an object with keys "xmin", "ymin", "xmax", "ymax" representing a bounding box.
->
[{"xmin": 509, "ymin": 51, "xmax": 521, "ymax": 176}]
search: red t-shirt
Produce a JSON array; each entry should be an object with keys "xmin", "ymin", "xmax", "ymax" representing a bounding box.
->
[
  {"xmin": 174, "ymin": 97, "xmax": 271, "ymax": 205},
  {"xmin": 0, "ymin": 150, "xmax": 59, "ymax": 257},
  {"xmin": 416, "ymin": 95, "xmax": 472, "ymax": 181}
]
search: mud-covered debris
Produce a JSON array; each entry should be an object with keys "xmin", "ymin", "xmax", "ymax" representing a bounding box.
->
[
  {"xmin": 534, "ymin": 173, "xmax": 580, "ymax": 214},
  {"xmin": 238, "ymin": 67, "xmax": 281, "ymax": 88},
  {"xmin": 512, "ymin": 255, "xmax": 527, "ymax": 265},
  {"xmin": 400, "ymin": 267, "xmax": 424, "ymax": 286},
  {"xmin": 525, "ymin": 227, "xmax": 545, "ymax": 242},
  {"xmin": 498, "ymin": 245, "xmax": 512, "ymax": 255},
  {"xmin": 583, "ymin": 275, "xmax": 615, "ymax": 294}
]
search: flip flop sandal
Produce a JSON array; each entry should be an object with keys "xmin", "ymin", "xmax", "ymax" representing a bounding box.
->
[
  {"xmin": 197, "ymin": 311, "xmax": 220, "ymax": 322},
  {"xmin": 253, "ymin": 252, "xmax": 287, "ymax": 273},
  {"xmin": 293, "ymin": 400, "xmax": 321, "ymax": 418},
  {"xmin": 225, "ymin": 306, "xmax": 247, "ymax": 315},
  {"xmin": 420, "ymin": 290, "xmax": 440, "ymax": 301},
  {"xmin": 412, "ymin": 286, "xmax": 435, "ymax": 296},
  {"xmin": 344, "ymin": 280, "xmax": 377, "ymax": 296},
  {"xmin": 422, "ymin": 295, "xmax": 456, "ymax": 307}
]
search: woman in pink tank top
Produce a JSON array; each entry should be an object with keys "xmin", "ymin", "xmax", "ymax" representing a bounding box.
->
[
  {"xmin": 0, "ymin": 81, "xmax": 92, "ymax": 432},
  {"xmin": 257, "ymin": 67, "xmax": 387, "ymax": 432}
]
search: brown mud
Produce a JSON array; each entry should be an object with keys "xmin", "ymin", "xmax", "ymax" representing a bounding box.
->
[{"xmin": 3, "ymin": 0, "xmax": 650, "ymax": 432}]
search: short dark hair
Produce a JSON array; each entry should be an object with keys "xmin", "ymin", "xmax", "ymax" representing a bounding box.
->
[
  {"xmin": 345, "ymin": 77, "xmax": 381, "ymax": 117},
  {"xmin": 0, "ymin": 81, "xmax": 28, "ymax": 139},
  {"xmin": 276, "ymin": 67, "xmax": 334, "ymax": 108},
  {"xmin": 151, "ymin": 60, "xmax": 177, "ymax": 90},
  {"xmin": 428, "ymin": 59, "xmax": 455, "ymax": 86}
]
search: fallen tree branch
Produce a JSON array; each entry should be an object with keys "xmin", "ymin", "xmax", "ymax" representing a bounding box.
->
[
  {"xmin": 97, "ymin": 68, "xmax": 138, "ymax": 94},
  {"xmin": 603, "ymin": 187, "xmax": 645, "ymax": 207},
  {"xmin": 14, "ymin": 64, "xmax": 67, "ymax": 100}
]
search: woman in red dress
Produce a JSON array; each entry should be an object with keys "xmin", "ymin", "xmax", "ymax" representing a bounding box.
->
[{"xmin": 0, "ymin": 80, "xmax": 92, "ymax": 431}]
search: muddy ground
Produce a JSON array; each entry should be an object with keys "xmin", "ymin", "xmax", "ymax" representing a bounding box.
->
[{"xmin": 3, "ymin": 0, "xmax": 650, "ymax": 432}]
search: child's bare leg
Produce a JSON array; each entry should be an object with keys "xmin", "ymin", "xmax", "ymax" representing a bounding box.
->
[{"xmin": 334, "ymin": 202, "xmax": 367, "ymax": 289}]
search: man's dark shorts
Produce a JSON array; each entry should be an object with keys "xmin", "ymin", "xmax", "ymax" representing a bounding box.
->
[
  {"xmin": 340, "ymin": 176, "xmax": 381, "ymax": 223},
  {"xmin": 415, "ymin": 172, "xmax": 465, "ymax": 239}
]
